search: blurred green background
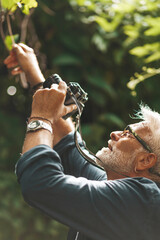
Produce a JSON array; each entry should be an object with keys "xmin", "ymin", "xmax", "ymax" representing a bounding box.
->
[{"xmin": 1, "ymin": 0, "xmax": 160, "ymax": 239}]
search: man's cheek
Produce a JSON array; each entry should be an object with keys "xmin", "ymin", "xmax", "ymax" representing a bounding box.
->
[{"xmin": 116, "ymin": 141, "xmax": 136, "ymax": 153}]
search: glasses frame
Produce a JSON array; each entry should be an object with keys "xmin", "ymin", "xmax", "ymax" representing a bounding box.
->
[{"xmin": 124, "ymin": 125, "xmax": 152, "ymax": 153}]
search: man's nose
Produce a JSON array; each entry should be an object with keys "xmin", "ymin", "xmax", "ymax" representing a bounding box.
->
[{"xmin": 110, "ymin": 131, "xmax": 121, "ymax": 141}]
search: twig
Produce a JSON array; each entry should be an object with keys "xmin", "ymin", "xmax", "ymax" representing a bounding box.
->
[
  {"xmin": 6, "ymin": 12, "xmax": 15, "ymax": 44},
  {"xmin": 39, "ymin": 0, "xmax": 55, "ymax": 16},
  {"xmin": 6, "ymin": 9, "xmax": 28, "ymax": 88},
  {"xmin": 0, "ymin": 0, "xmax": 7, "ymax": 47},
  {"xmin": 20, "ymin": 9, "xmax": 34, "ymax": 42},
  {"xmin": 0, "ymin": 13, "xmax": 5, "ymax": 41}
]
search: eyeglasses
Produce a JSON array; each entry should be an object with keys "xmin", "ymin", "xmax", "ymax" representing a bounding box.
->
[{"xmin": 123, "ymin": 125, "xmax": 152, "ymax": 153}]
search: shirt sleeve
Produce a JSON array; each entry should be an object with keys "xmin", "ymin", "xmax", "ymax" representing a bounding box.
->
[
  {"xmin": 15, "ymin": 145, "xmax": 157, "ymax": 240},
  {"xmin": 54, "ymin": 131, "xmax": 107, "ymax": 181}
]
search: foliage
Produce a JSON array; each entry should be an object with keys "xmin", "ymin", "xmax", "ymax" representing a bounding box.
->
[
  {"xmin": 1, "ymin": 0, "xmax": 160, "ymax": 239},
  {"xmin": 0, "ymin": 0, "xmax": 38, "ymax": 52},
  {"xmin": 69, "ymin": 0, "xmax": 160, "ymax": 92},
  {"xmin": 1, "ymin": 0, "xmax": 38, "ymax": 14}
]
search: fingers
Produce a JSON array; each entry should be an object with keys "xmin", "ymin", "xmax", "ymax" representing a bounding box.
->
[
  {"xmin": 11, "ymin": 67, "xmax": 23, "ymax": 75},
  {"xmin": 50, "ymin": 83, "xmax": 59, "ymax": 90},
  {"xmin": 4, "ymin": 42, "xmax": 33, "ymax": 62},
  {"xmin": 4, "ymin": 53, "xmax": 17, "ymax": 64},
  {"xmin": 32, "ymin": 85, "xmax": 77, "ymax": 122},
  {"xmin": 4, "ymin": 52, "xmax": 19, "ymax": 73},
  {"xmin": 4, "ymin": 44, "xmax": 24, "ymax": 67},
  {"xmin": 64, "ymin": 104, "xmax": 77, "ymax": 116},
  {"xmin": 18, "ymin": 43, "xmax": 34, "ymax": 52},
  {"xmin": 4, "ymin": 43, "xmax": 33, "ymax": 65},
  {"xmin": 12, "ymin": 44, "xmax": 25, "ymax": 56},
  {"xmin": 51, "ymin": 81, "xmax": 67, "ymax": 93},
  {"xmin": 58, "ymin": 81, "xmax": 67, "ymax": 93},
  {"xmin": 5, "ymin": 58, "xmax": 19, "ymax": 68}
]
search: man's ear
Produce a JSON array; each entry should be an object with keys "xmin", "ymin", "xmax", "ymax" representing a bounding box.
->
[{"xmin": 135, "ymin": 152, "xmax": 157, "ymax": 171}]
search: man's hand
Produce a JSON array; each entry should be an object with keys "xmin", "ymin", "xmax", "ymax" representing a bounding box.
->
[
  {"xmin": 22, "ymin": 81, "xmax": 76, "ymax": 153},
  {"xmin": 31, "ymin": 81, "xmax": 76, "ymax": 124},
  {"xmin": 4, "ymin": 43, "xmax": 45, "ymax": 87}
]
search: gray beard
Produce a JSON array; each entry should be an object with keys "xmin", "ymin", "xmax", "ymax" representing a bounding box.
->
[{"xmin": 96, "ymin": 148, "xmax": 137, "ymax": 174}]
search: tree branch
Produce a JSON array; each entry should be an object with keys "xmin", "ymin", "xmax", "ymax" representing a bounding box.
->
[
  {"xmin": 6, "ymin": 12, "xmax": 15, "ymax": 44},
  {"xmin": 0, "ymin": 0, "xmax": 7, "ymax": 47},
  {"xmin": 20, "ymin": 9, "xmax": 34, "ymax": 42}
]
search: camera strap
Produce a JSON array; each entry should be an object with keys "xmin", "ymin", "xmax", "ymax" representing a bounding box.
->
[{"xmin": 70, "ymin": 94, "xmax": 105, "ymax": 171}]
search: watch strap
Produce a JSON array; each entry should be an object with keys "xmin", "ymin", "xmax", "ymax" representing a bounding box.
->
[{"xmin": 27, "ymin": 120, "xmax": 53, "ymax": 134}]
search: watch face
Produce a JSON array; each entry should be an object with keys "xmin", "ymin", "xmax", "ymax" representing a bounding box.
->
[
  {"xmin": 29, "ymin": 120, "xmax": 40, "ymax": 129},
  {"xmin": 27, "ymin": 120, "xmax": 52, "ymax": 134}
]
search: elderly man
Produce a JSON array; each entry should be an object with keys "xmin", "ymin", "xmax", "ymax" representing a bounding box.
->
[{"xmin": 4, "ymin": 44, "xmax": 160, "ymax": 240}]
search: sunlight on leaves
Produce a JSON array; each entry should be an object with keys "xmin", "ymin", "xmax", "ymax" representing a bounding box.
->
[
  {"xmin": 127, "ymin": 67, "xmax": 160, "ymax": 92},
  {"xmin": 1, "ymin": 0, "xmax": 19, "ymax": 11},
  {"xmin": 130, "ymin": 43, "xmax": 160, "ymax": 59},
  {"xmin": 123, "ymin": 25, "xmax": 140, "ymax": 39},
  {"xmin": 1, "ymin": 0, "xmax": 38, "ymax": 13}
]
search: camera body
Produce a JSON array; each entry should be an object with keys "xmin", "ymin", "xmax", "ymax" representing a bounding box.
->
[{"xmin": 43, "ymin": 74, "xmax": 88, "ymax": 119}]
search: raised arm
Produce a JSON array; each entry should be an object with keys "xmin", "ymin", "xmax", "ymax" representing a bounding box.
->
[
  {"xmin": 4, "ymin": 43, "xmax": 75, "ymax": 145},
  {"xmin": 4, "ymin": 44, "xmax": 106, "ymax": 180}
]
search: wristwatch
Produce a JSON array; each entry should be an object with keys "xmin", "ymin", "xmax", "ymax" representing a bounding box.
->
[{"xmin": 27, "ymin": 120, "xmax": 53, "ymax": 134}]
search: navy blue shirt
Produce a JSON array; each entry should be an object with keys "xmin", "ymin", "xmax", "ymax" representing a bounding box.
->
[{"xmin": 16, "ymin": 132, "xmax": 160, "ymax": 240}]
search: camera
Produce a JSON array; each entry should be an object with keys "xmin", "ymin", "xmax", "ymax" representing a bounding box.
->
[{"xmin": 43, "ymin": 74, "xmax": 88, "ymax": 119}]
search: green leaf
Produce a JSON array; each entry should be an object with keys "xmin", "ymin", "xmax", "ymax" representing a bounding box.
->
[
  {"xmin": 145, "ymin": 1, "xmax": 159, "ymax": 11},
  {"xmin": 144, "ymin": 17, "xmax": 160, "ymax": 36},
  {"xmin": 88, "ymin": 88, "xmax": 106, "ymax": 106},
  {"xmin": 1, "ymin": 0, "xmax": 18, "ymax": 11},
  {"xmin": 4, "ymin": 34, "xmax": 19, "ymax": 50},
  {"xmin": 10, "ymin": 4, "xmax": 18, "ymax": 12},
  {"xmin": 87, "ymin": 74, "xmax": 116, "ymax": 98},
  {"xmin": 76, "ymin": 0, "xmax": 85, "ymax": 5},
  {"xmin": 53, "ymin": 54, "xmax": 81, "ymax": 66},
  {"xmin": 94, "ymin": 14, "xmax": 123, "ymax": 32},
  {"xmin": 92, "ymin": 34, "xmax": 108, "ymax": 52},
  {"xmin": 129, "ymin": 43, "xmax": 160, "ymax": 57},
  {"xmin": 1, "ymin": 0, "xmax": 38, "ymax": 13},
  {"xmin": 145, "ymin": 52, "xmax": 160, "ymax": 63},
  {"xmin": 123, "ymin": 25, "xmax": 139, "ymax": 39},
  {"xmin": 21, "ymin": 4, "xmax": 30, "ymax": 14},
  {"xmin": 21, "ymin": 0, "xmax": 38, "ymax": 8},
  {"xmin": 21, "ymin": 0, "xmax": 38, "ymax": 14},
  {"xmin": 94, "ymin": 16, "xmax": 113, "ymax": 32},
  {"xmin": 82, "ymin": 123, "xmax": 104, "ymax": 139},
  {"xmin": 99, "ymin": 113, "xmax": 125, "ymax": 128},
  {"xmin": 76, "ymin": 0, "xmax": 94, "ymax": 9},
  {"xmin": 94, "ymin": 16, "xmax": 119, "ymax": 32},
  {"xmin": 114, "ymin": 1, "xmax": 136, "ymax": 13},
  {"xmin": 145, "ymin": 27, "xmax": 160, "ymax": 37},
  {"xmin": 129, "ymin": 46, "xmax": 149, "ymax": 57}
]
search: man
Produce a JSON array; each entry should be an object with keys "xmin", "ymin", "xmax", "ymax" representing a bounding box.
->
[{"xmin": 4, "ymin": 44, "xmax": 160, "ymax": 240}]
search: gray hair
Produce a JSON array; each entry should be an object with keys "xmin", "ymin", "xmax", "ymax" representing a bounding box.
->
[{"xmin": 135, "ymin": 104, "xmax": 160, "ymax": 177}]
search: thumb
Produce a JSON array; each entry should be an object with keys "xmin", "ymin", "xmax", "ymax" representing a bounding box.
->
[{"xmin": 64, "ymin": 104, "xmax": 77, "ymax": 115}]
